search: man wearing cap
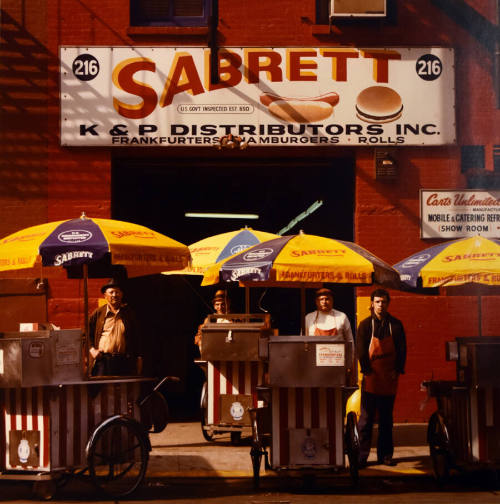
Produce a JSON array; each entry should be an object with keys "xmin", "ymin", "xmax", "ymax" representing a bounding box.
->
[
  {"xmin": 89, "ymin": 279, "xmax": 142, "ymax": 376},
  {"xmin": 194, "ymin": 290, "xmax": 231, "ymax": 349},
  {"xmin": 356, "ymin": 288, "xmax": 406, "ymax": 468},
  {"xmin": 305, "ymin": 288, "xmax": 354, "ymax": 377}
]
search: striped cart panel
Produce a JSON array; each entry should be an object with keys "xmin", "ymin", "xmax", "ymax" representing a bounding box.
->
[
  {"xmin": 445, "ymin": 387, "xmax": 470, "ymax": 463},
  {"xmin": 207, "ymin": 361, "xmax": 265, "ymax": 425},
  {"xmin": 271, "ymin": 387, "xmax": 344, "ymax": 468},
  {"xmin": 2, "ymin": 387, "xmax": 51, "ymax": 471},
  {"xmin": 442, "ymin": 386, "xmax": 500, "ymax": 464},
  {"xmin": 2, "ymin": 382, "xmax": 141, "ymax": 472}
]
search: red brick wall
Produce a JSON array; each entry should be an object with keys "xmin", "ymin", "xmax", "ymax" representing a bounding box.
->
[{"xmin": 0, "ymin": 1, "xmax": 49, "ymax": 235}]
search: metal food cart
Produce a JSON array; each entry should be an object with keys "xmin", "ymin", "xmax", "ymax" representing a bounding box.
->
[
  {"xmin": 250, "ymin": 335, "xmax": 359, "ymax": 488},
  {"xmin": 423, "ymin": 336, "xmax": 500, "ymax": 482},
  {"xmin": 197, "ymin": 313, "xmax": 273, "ymax": 444},
  {"xmin": 0, "ymin": 328, "xmax": 169, "ymax": 499}
]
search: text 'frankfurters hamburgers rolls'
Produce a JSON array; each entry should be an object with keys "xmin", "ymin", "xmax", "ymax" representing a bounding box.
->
[{"xmin": 260, "ymin": 92, "xmax": 340, "ymax": 123}]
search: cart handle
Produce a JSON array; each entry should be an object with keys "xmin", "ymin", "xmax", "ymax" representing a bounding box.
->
[{"xmin": 138, "ymin": 375, "xmax": 180, "ymax": 407}]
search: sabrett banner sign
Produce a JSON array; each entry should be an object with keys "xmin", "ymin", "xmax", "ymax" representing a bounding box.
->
[{"xmin": 60, "ymin": 47, "xmax": 456, "ymax": 147}]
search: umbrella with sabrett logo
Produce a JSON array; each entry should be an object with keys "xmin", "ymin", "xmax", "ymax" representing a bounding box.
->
[
  {"xmin": 202, "ymin": 232, "xmax": 401, "ymax": 332},
  {"xmin": 163, "ymin": 227, "xmax": 279, "ymax": 276},
  {"xmin": 0, "ymin": 214, "xmax": 189, "ymax": 274},
  {"xmin": 0, "ymin": 213, "xmax": 190, "ymax": 352},
  {"xmin": 393, "ymin": 235, "xmax": 500, "ymax": 336},
  {"xmin": 202, "ymin": 232, "xmax": 401, "ymax": 287}
]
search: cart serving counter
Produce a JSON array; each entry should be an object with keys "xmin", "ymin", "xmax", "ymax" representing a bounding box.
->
[
  {"xmin": 197, "ymin": 313, "xmax": 274, "ymax": 444},
  {"xmin": 0, "ymin": 328, "xmax": 168, "ymax": 499},
  {"xmin": 423, "ymin": 336, "xmax": 500, "ymax": 482},
  {"xmin": 250, "ymin": 335, "xmax": 359, "ymax": 488}
]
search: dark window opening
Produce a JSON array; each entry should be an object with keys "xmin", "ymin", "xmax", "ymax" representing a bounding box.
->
[
  {"xmin": 130, "ymin": 0, "xmax": 209, "ymax": 26},
  {"xmin": 462, "ymin": 144, "xmax": 500, "ymax": 189},
  {"xmin": 494, "ymin": 145, "xmax": 500, "ymax": 172},
  {"xmin": 461, "ymin": 145, "xmax": 485, "ymax": 173}
]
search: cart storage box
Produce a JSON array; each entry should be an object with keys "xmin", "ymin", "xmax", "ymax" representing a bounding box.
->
[
  {"xmin": 466, "ymin": 340, "xmax": 500, "ymax": 387},
  {"xmin": 447, "ymin": 336, "xmax": 500, "ymax": 386},
  {"xmin": 200, "ymin": 313, "xmax": 272, "ymax": 361},
  {"xmin": 266, "ymin": 336, "xmax": 348, "ymax": 387},
  {"xmin": 0, "ymin": 329, "xmax": 84, "ymax": 387}
]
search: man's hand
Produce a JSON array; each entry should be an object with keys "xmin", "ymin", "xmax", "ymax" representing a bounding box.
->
[{"xmin": 89, "ymin": 347, "xmax": 100, "ymax": 359}]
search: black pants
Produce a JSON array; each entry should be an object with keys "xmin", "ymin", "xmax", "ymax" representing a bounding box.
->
[
  {"xmin": 91, "ymin": 353, "xmax": 133, "ymax": 376},
  {"xmin": 358, "ymin": 390, "xmax": 396, "ymax": 463}
]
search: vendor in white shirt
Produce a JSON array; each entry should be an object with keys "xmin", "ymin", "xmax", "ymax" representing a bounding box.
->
[{"xmin": 305, "ymin": 288, "xmax": 354, "ymax": 380}]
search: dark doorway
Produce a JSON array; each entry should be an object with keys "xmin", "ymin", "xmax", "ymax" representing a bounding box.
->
[{"xmin": 112, "ymin": 155, "xmax": 355, "ymax": 419}]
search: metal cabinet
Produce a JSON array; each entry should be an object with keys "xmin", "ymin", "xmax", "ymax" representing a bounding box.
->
[{"xmin": 0, "ymin": 329, "xmax": 84, "ymax": 387}]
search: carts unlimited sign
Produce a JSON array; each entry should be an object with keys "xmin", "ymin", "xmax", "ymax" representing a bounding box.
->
[
  {"xmin": 421, "ymin": 190, "xmax": 500, "ymax": 238},
  {"xmin": 60, "ymin": 47, "xmax": 455, "ymax": 147}
]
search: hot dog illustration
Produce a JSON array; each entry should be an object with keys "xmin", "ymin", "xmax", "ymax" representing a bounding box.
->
[{"xmin": 260, "ymin": 91, "xmax": 339, "ymax": 123}]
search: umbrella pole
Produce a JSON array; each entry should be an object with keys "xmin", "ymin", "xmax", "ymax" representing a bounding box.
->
[
  {"xmin": 245, "ymin": 286, "xmax": 250, "ymax": 314},
  {"xmin": 300, "ymin": 285, "xmax": 305, "ymax": 335},
  {"xmin": 478, "ymin": 294, "xmax": 482, "ymax": 337},
  {"xmin": 83, "ymin": 263, "xmax": 89, "ymax": 376}
]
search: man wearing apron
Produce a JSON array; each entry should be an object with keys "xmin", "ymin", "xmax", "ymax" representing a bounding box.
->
[
  {"xmin": 356, "ymin": 288, "xmax": 406, "ymax": 467},
  {"xmin": 304, "ymin": 288, "xmax": 354, "ymax": 380}
]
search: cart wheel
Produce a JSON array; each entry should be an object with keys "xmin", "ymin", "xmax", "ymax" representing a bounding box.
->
[
  {"xmin": 87, "ymin": 417, "xmax": 149, "ymax": 498},
  {"xmin": 200, "ymin": 382, "xmax": 214, "ymax": 441},
  {"xmin": 250, "ymin": 440, "xmax": 263, "ymax": 489},
  {"xmin": 230, "ymin": 431, "xmax": 242, "ymax": 445},
  {"xmin": 32, "ymin": 480, "xmax": 57, "ymax": 500},
  {"xmin": 427, "ymin": 412, "xmax": 451, "ymax": 484},
  {"xmin": 345, "ymin": 411, "xmax": 360, "ymax": 486}
]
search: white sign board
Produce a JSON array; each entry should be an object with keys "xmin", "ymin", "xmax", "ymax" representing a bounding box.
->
[
  {"xmin": 421, "ymin": 190, "xmax": 500, "ymax": 238},
  {"xmin": 316, "ymin": 343, "xmax": 345, "ymax": 367},
  {"xmin": 60, "ymin": 46, "xmax": 456, "ymax": 147}
]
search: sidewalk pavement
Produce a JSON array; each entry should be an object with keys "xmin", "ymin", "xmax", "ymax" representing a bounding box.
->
[{"xmin": 147, "ymin": 422, "xmax": 432, "ymax": 479}]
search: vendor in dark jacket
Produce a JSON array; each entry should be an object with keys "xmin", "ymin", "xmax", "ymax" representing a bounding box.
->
[
  {"xmin": 356, "ymin": 288, "xmax": 406, "ymax": 468},
  {"xmin": 89, "ymin": 279, "xmax": 142, "ymax": 376}
]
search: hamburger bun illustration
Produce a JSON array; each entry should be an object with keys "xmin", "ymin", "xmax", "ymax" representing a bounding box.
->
[
  {"xmin": 260, "ymin": 91, "xmax": 339, "ymax": 123},
  {"xmin": 355, "ymin": 86, "xmax": 403, "ymax": 123}
]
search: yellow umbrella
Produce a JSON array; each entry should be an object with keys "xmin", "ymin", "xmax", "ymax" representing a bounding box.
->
[
  {"xmin": 394, "ymin": 235, "xmax": 500, "ymax": 336},
  {"xmin": 394, "ymin": 235, "xmax": 500, "ymax": 288},
  {"xmin": 164, "ymin": 227, "xmax": 279, "ymax": 275},
  {"xmin": 0, "ymin": 213, "xmax": 191, "ymax": 347},
  {"xmin": 0, "ymin": 213, "xmax": 190, "ymax": 277},
  {"xmin": 202, "ymin": 232, "xmax": 400, "ymax": 287}
]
